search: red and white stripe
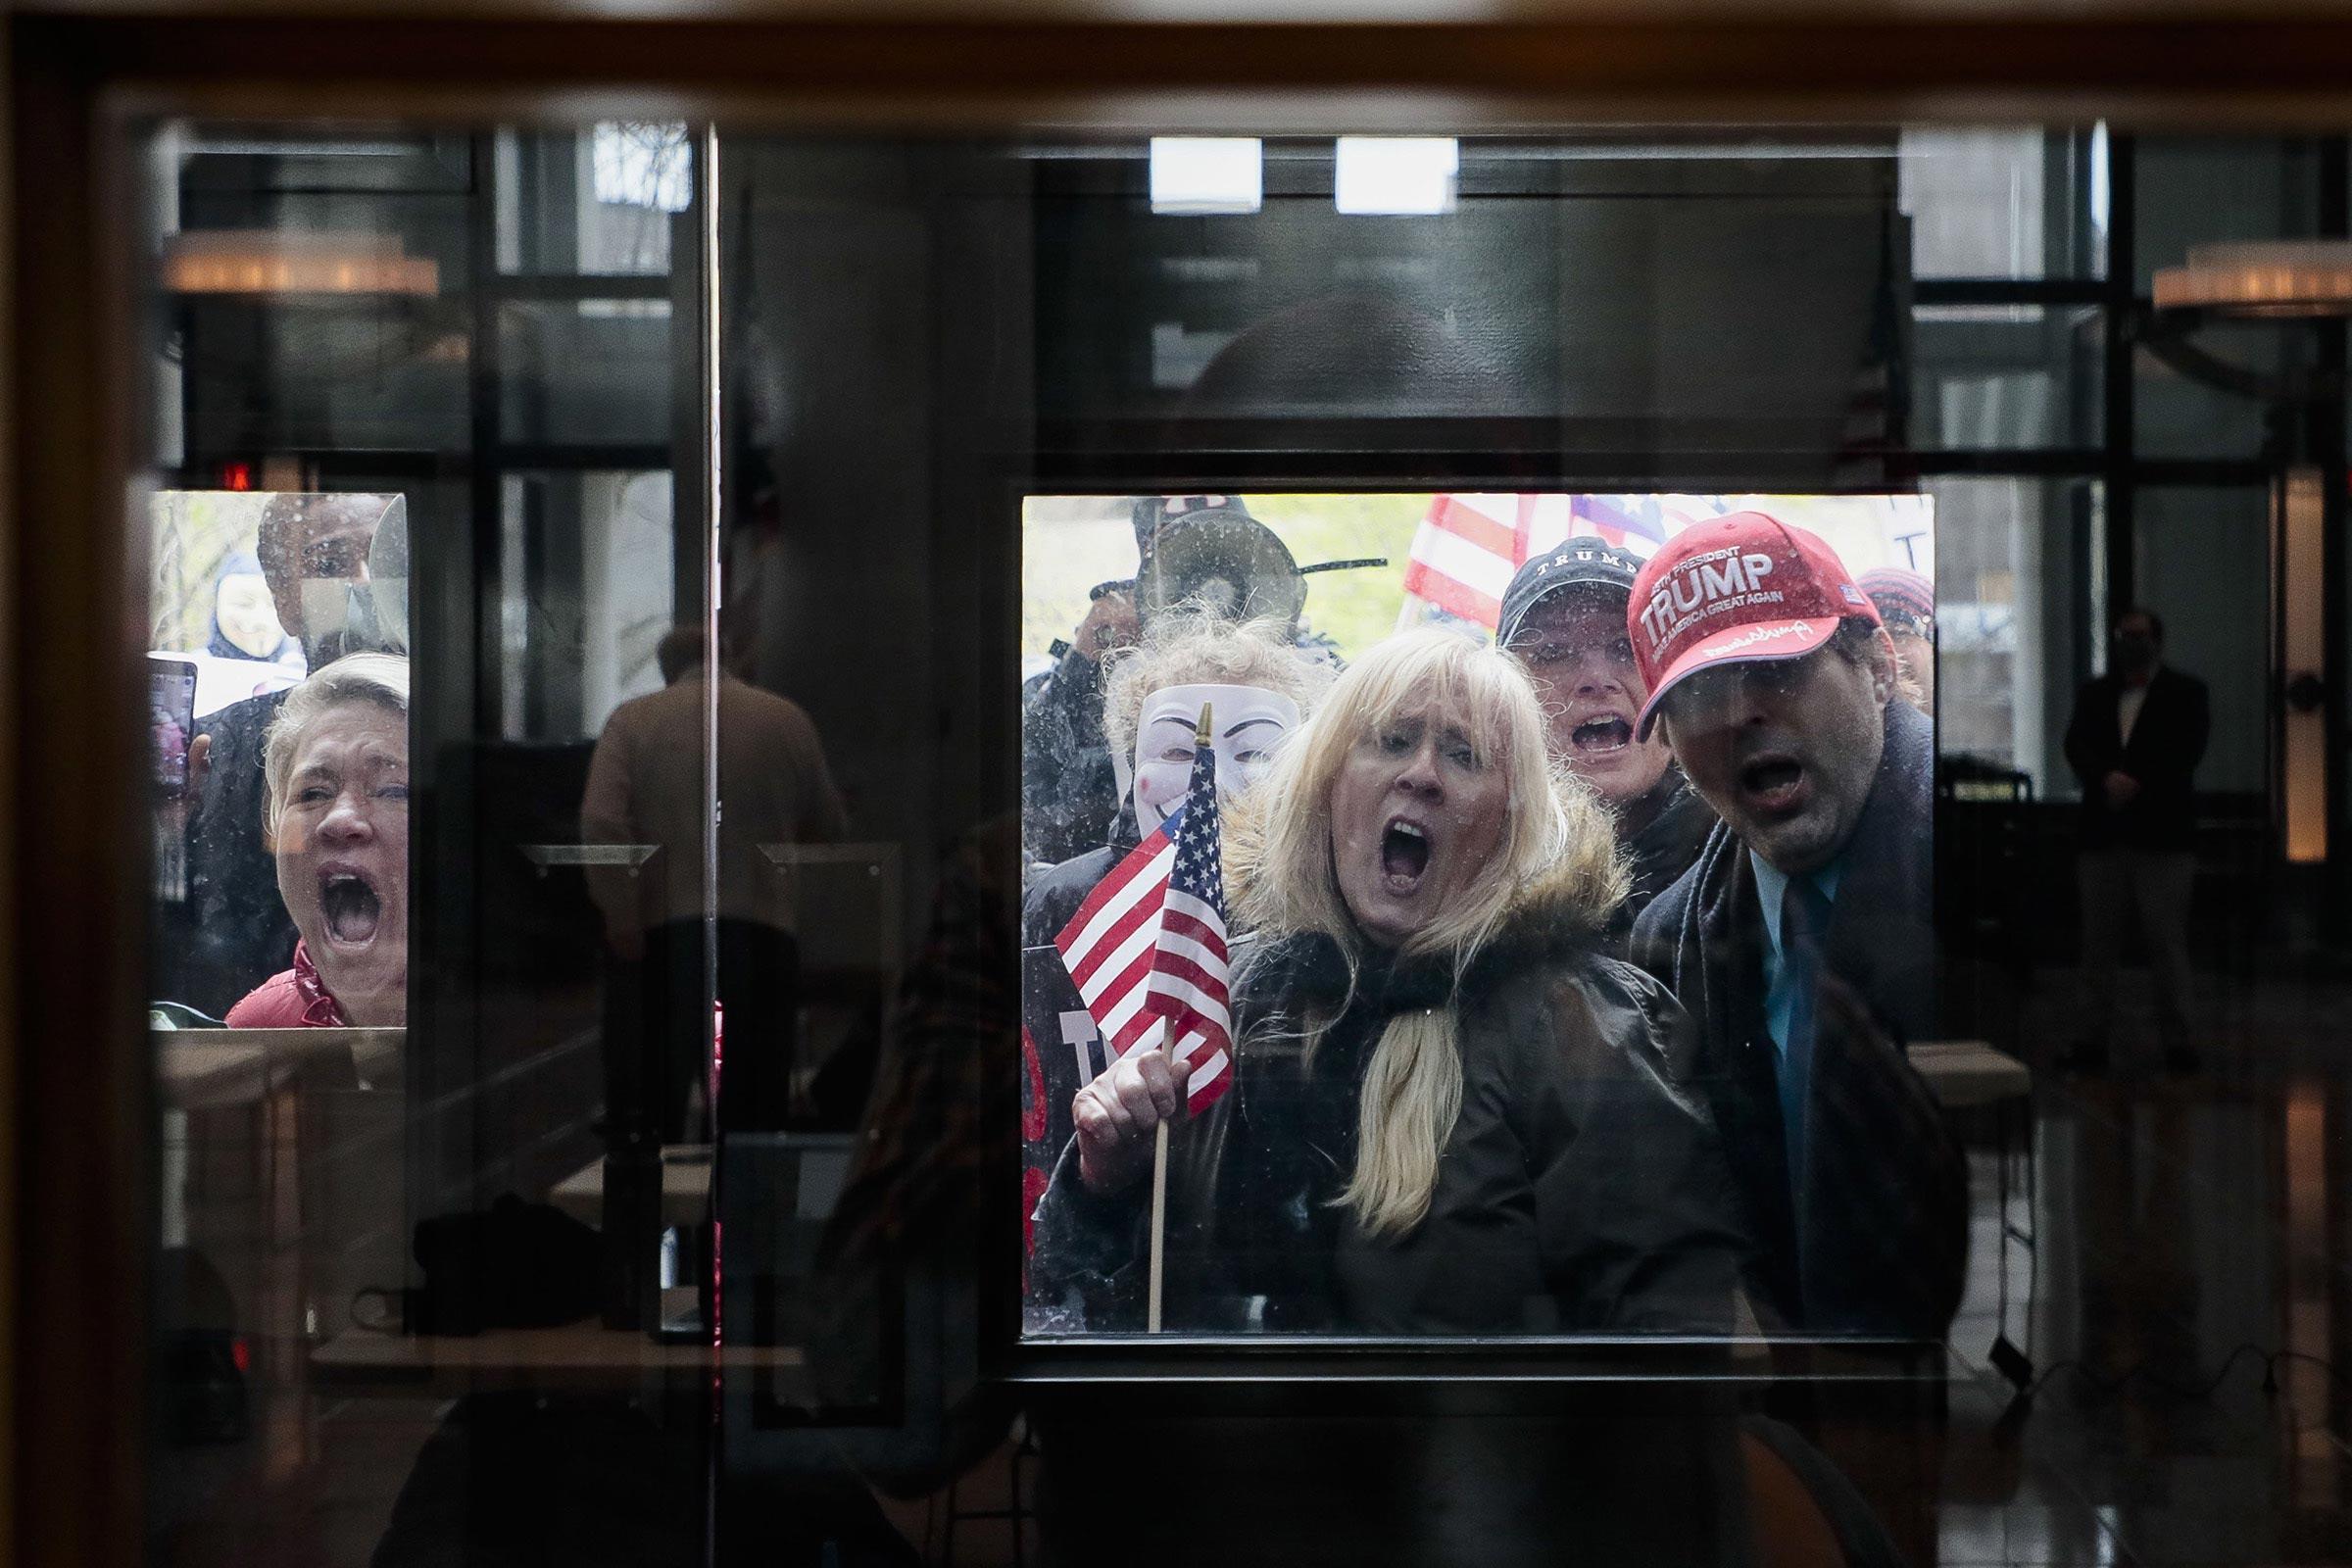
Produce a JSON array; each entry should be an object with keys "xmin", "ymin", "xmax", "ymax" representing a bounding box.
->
[
  {"xmin": 1055, "ymin": 832, "xmax": 1180, "ymax": 1056},
  {"xmin": 1400, "ymin": 494, "xmax": 1525, "ymax": 628},
  {"xmin": 1400, "ymin": 494, "xmax": 1591, "ymax": 629},
  {"xmin": 1146, "ymin": 885, "xmax": 1232, "ymax": 1103},
  {"xmin": 1052, "ymin": 832, "xmax": 1232, "ymax": 1109}
]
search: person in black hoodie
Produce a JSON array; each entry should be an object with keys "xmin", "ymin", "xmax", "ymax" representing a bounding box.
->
[
  {"xmin": 1626, "ymin": 514, "xmax": 1965, "ymax": 1342},
  {"xmin": 1497, "ymin": 536, "xmax": 1718, "ymax": 945}
]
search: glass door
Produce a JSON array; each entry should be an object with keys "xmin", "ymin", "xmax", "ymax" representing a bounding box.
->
[{"xmin": 118, "ymin": 104, "xmax": 2352, "ymax": 1568}]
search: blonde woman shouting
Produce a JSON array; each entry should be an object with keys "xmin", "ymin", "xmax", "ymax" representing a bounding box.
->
[{"xmin": 1032, "ymin": 627, "xmax": 1747, "ymax": 1336}]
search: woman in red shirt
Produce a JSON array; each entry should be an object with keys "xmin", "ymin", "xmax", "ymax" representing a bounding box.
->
[{"xmin": 225, "ymin": 653, "xmax": 410, "ymax": 1029}]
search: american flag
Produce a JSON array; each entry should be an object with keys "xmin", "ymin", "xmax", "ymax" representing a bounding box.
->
[
  {"xmin": 1567, "ymin": 494, "xmax": 1669, "ymax": 557},
  {"xmin": 1401, "ymin": 494, "xmax": 1665, "ymax": 629},
  {"xmin": 1053, "ymin": 735, "xmax": 1234, "ymax": 1113},
  {"xmin": 1400, "ymin": 494, "xmax": 1534, "ymax": 629}
]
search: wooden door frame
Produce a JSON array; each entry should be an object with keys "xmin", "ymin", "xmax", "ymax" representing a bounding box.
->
[{"xmin": 15, "ymin": 10, "xmax": 2352, "ymax": 1564}]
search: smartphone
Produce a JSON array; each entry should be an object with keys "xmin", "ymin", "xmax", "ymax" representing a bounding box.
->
[{"xmin": 149, "ymin": 655, "xmax": 199, "ymax": 799}]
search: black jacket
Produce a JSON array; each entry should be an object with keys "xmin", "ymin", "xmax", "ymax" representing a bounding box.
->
[
  {"xmin": 1019, "ymin": 819, "xmax": 1140, "ymax": 951},
  {"xmin": 169, "ymin": 687, "xmax": 299, "ymax": 1016},
  {"xmin": 1608, "ymin": 769, "xmax": 1719, "ymax": 947},
  {"xmin": 2063, "ymin": 664, "xmax": 2209, "ymax": 850},
  {"xmin": 1020, "ymin": 654, "xmax": 1120, "ymax": 868},
  {"xmin": 1630, "ymin": 699, "xmax": 1966, "ymax": 1341},
  {"xmin": 1032, "ymin": 874, "xmax": 1749, "ymax": 1336}
]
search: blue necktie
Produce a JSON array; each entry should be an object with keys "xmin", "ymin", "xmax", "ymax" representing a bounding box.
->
[{"xmin": 1779, "ymin": 875, "xmax": 1835, "ymax": 1197}]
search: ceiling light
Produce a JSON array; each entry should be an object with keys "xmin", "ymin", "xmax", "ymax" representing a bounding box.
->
[
  {"xmin": 1149, "ymin": 137, "xmax": 1262, "ymax": 216},
  {"xmin": 161, "ymin": 230, "xmax": 439, "ymax": 297},
  {"xmin": 2153, "ymin": 241, "xmax": 2352, "ymax": 318},
  {"xmin": 1335, "ymin": 137, "xmax": 1458, "ymax": 216}
]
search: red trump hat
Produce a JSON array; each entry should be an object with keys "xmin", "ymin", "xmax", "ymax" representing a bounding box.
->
[{"xmin": 1628, "ymin": 511, "xmax": 1880, "ymax": 738}]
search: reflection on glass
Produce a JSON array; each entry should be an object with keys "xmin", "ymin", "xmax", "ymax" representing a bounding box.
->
[
  {"xmin": 1022, "ymin": 492, "xmax": 1957, "ymax": 1340},
  {"xmin": 1912, "ymin": 304, "xmax": 2102, "ymax": 450},
  {"xmin": 119, "ymin": 114, "xmax": 2352, "ymax": 1568},
  {"xmin": 1899, "ymin": 125, "xmax": 2104, "ymax": 277}
]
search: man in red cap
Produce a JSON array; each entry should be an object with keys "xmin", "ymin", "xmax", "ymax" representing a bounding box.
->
[{"xmin": 1626, "ymin": 512, "xmax": 1964, "ymax": 1342}]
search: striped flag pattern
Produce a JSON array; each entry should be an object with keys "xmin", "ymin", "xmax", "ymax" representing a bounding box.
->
[
  {"xmin": 1400, "ymin": 493, "xmax": 1534, "ymax": 629},
  {"xmin": 1402, "ymin": 494, "xmax": 1669, "ymax": 629},
  {"xmin": 1053, "ymin": 739, "xmax": 1234, "ymax": 1112}
]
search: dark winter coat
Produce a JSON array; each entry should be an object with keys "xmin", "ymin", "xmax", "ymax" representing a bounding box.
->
[
  {"xmin": 171, "ymin": 686, "xmax": 299, "ymax": 1016},
  {"xmin": 1607, "ymin": 768, "xmax": 1719, "ymax": 947},
  {"xmin": 1630, "ymin": 698, "xmax": 1966, "ymax": 1341},
  {"xmin": 1031, "ymin": 864, "xmax": 1750, "ymax": 1336},
  {"xmin": 1020, "ymin": 654, "xmax": 1121, "ymax": 869}
]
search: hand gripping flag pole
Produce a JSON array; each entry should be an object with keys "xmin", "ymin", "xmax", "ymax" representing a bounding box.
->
[{"xmin": 1054, "ymin": 703, "xmax": 1234, "ymax": 1332}]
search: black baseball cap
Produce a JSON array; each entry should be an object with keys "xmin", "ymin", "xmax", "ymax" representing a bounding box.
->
[{"xmin": 1497, "ymin": 537, "xmax": 1644, "ymax": 647}]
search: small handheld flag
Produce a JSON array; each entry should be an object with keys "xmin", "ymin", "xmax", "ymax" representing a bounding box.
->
[{"xmin": 1053, "ymin": 709, "xmax": 1234, "ymax": 1113}]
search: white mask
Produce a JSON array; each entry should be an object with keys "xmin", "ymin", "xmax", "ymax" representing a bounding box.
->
[{"xmin": 1117, "ymin": 682, "xmax": 1301, "ymax": 836}]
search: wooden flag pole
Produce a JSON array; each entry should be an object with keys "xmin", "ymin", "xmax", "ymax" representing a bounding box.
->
[
  {"xmin": 1147, "ymin": 1119, "xmax": 1170, "ymax": 1332},
  {"xmin": 1146, "ymin": 700, "xmax": 1213, "ymax": 1334}
]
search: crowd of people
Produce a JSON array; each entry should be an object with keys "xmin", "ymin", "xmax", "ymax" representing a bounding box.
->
[
  {"xmin": 165, "ymin": 483, "xmax": 2188, "ymax": 1354},
  {"xmin": 162, "ymin": 492, "xmax": 415, "ymax": 1032},
  {"xmin": 1023, "ymin": 500, "xmax": 1970, "ymax": 1342}
]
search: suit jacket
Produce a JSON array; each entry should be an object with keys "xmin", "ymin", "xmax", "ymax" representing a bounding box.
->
[
  {"xmin": 2063, "ymin": 664, "xmax": 2210, "ymax": 850},
  {"xmin": 1631, "ymin": 699, "xmax": 1967, "ymax": 1341}
]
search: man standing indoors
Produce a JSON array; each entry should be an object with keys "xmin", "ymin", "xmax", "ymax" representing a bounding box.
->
[
  {"xmin": 1629, "ymin": 513, "xmax": 1966, "ymax": 1342},
  {"xmin": 2062, "ymin": 608, "xmax": 2209, "ymax": 1073}
]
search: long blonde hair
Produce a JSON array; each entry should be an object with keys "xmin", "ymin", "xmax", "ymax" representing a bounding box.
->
[{"xmin": 1228, "ymin": 627, "xmax": 1624, "ymax": 1238}]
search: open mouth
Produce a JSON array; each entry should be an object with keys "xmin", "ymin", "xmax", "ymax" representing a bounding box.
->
[
  {"xmin": 318, "ymin": 868, "xmax": 383, "ymax": 948},
  {"xmin": 1738, "ymin": 755, "xmax": 1807, "ymax": 814},
  {"xmin": 1570, "ymin": 715, "xmax": 1634, "ymax": 756},
  {"xmin": 1380, "ymin": 817, "xmax": 1432, "ymax": 892}
]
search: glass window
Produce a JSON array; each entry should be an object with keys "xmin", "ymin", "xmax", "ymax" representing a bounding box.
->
[
  {"xmin": 118, "ymin": 108, "xmax": 2350, "ymax": 1568},
  {"xmin": 2134, "ymin": 134, "xmax": 2326, "ymax": 296},
  {"xmin": 1913, "ymin": 303, "xmax": 2102, "ymax": 450},
  {"xmin": 1925, "ymin": 474, "xmax": 2103, "ymax": 794},
  {"xmin": 1899, "ymin": 124, "xmax": 2105, "ymax": 277},
  {"xmin": 497, "ymin": 124, "xmax": 688, "ymax": 276},
  {"xmin": 2135, "ymin": 485, "xmax": 2272, "ymax": 798},
  {"xmin": 2133, "ymin": 135, "xmax": 2329, "ymax": 459}
]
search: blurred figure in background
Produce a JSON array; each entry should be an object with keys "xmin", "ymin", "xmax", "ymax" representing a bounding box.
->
[
  {"xmin": 2063, "ymin": 607, "xmax": 2209, "ymax": 1073},
  {"xmin": 224, "ymin": 654, "xmax": 410, "ymax": 1028},
  {"xmin": 205, "ymin": 551, "xmax": 293, "ymax": 664},
  {"xmin": 1858, "ymin": 566, "xmax": 1936, "ymax": 716},
  {"xmin": 582, "ymin": 624, "xmax": 848, "ymax": 1135}
]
